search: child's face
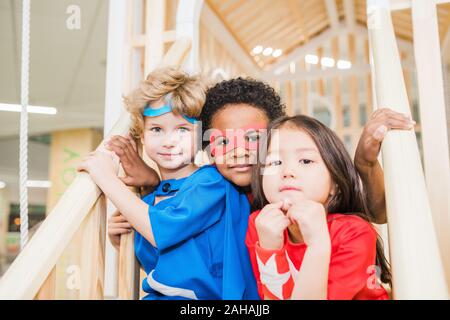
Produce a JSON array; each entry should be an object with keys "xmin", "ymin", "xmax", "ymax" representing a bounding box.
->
[
  {"xmin": 262, "ymin": 127, "xmax": 334, "ymax": 206},
  {"xmin": 210, "ymin": 104, "xmax": 269, "ymax": 187},
  {"xmin": 142, "ymin": 105, "xmax": 197, "ymax": 171}
]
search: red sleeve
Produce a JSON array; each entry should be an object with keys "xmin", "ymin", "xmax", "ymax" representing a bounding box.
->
[
  {"xmin": 245, "ymin": 211, "xmax": 295, "ymax": 300},
  {"xmin": 327, "ymin": 218, "xmax": 378, "ymax": 300},
  {"xmin": 245, "ymin": 211, "xmax": 264, "ymax": 299}
]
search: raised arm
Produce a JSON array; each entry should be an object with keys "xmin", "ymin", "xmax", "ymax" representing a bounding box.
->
[{"xmin": 354, "ymin": 108, "xmax": 415, "ymax": 224}]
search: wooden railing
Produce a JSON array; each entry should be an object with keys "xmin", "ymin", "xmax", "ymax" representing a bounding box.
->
[{"xmin": 367, "ymin": 1, "xmax": 449, "ymax": 299}]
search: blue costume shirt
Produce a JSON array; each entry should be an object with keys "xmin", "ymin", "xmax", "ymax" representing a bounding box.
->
[{"xmin": 134, "ymin": 165, "xmax": 260, "ymax": 300}]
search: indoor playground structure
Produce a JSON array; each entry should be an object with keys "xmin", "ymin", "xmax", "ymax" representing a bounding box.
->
[{"xmin": 0, "ymin": 0, "xmax": 449, "ymax": 300}]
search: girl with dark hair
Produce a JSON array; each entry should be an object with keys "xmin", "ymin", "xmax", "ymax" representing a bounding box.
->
[{"xmin": 245, "ymin": 115, "xmax": 391, "ymax": 300}]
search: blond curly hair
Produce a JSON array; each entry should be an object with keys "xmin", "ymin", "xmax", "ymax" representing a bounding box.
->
[{"xmin": 124, "ymin": 67, "xmax": 208, "ymax": 139}]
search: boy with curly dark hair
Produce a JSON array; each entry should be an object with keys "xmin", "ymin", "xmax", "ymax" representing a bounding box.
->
[{"xmin": 199, "ymin": 77, "xmax": 285, "ymax": 189}]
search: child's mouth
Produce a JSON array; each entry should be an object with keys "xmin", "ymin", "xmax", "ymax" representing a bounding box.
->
[
  {"xmin": 158, "ymin": 152, "xmax": 182, "ymax": 158},
  {"xmin": 279, "ymin": 186, "xmax": 302, "ymax": 192},
  {"xmin": 229, "ymin": 164, "xmax": 252, "ymax": 173}
]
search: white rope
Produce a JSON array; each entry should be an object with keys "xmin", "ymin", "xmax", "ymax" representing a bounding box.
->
[{"xmin": 19, "ymin": 0, "xmax": 31, "ymax": 250}]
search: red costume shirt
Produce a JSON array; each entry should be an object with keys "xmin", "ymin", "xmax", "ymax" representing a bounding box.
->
[{"xmin": 245, "ymin": 211, "xmax": 389, "ymax": 300}]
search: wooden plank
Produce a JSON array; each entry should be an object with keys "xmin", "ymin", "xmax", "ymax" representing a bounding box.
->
[
  {"xmin": 79, "ymin": 195, "xmax": 107, "ymax": 299},
  {"xmin": 317, "ymin": 47, "xmax": 326, "ymax": 96},
  {"xmin": 325, "ymin": 0, "xmax": 340, "ymax": 28},
  {"xmin": 348, "ymin": 33, "xmax": 359, "ymax": 155},
  {"xmin": 367, "ymin": 1, "xmax": 449, "ymax": 299},
  {"xmin": 286, "ymin": 81, "xmax": 294, "ymax": 116},
  {"xmin": 145, "ymin": 0, "xmax": 166, "ymax": 74},
  {"xmin": 344, "ymin": 0, "xmax": 356, "ymax": 27},
  {"xmin": 332, "ymin": 36, "xmax": 344, "ymax": 136},
  {"xmin": 288, "ymin": 0, "xmax": 310, "ymax": 40},
  {"xmin": 411, "ymin": 0, "xmax": 450, "ymax": 289}
]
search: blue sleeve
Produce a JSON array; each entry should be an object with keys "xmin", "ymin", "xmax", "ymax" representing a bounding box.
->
[{"xmin": 149, "ymin": 171, "xmax": 226, "ymax": 251}]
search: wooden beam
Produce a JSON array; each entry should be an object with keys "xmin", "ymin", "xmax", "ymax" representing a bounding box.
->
[
  {"xmin": 317, "ymin": 47, "xmax": 326, "ymax": 96},
  {"xmin": 288, "ymin": 0, "xmax": 310, "ymax": 41},
  {"xmin": 344, "ymin": 0, "xmax": 356, "ymax": 27},
  {"xmin": 145, "ymin": 0, "xmax": 166, "ymax": 74},
  {"xmin": 348, "ymin": 33, "xmax": 359, "ymax": 155},
  {"xmin": 443, "ymin": 25, "xmax": 450, "ymax": 55},
  {"xmin": 299, "ymin": 60, "xmax": 310, "ymax": 116},
  {"xmin": 201, "ymin": 1, "xmax": 259, "ymax": 76},
  {"xmin": 367, "ymin": 0, "xmax": 449, "ymax": 299},
  {"xmin": 325, "ymin": 0, "xmax": 340, "ymax": 28},
  {"xmin": 332, "ymin": 36, "xmax": 344, "ymax": 137},
  {"xmin": 390, "ymin": 0, "xmax": 450, "ymax": 11},
  {"xmin": 411, "ymin": 0, "xmax": 450, "ymax": 289}
]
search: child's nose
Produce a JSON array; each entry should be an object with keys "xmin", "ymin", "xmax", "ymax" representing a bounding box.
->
[
  {"xmin": 163, "ymin": 133, "xmax": 178, "ymax": 147},
  {"xmin": 232, "ymin": 146, "xmax": 248, "ymax": 158},
  {"xmin": 282, "ymin": 166, "xmax": 296, "ymax": 179}
]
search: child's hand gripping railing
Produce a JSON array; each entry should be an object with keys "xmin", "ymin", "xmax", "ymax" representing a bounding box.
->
[{"xmin": 0, "ymin": 37, "xmax": 192, "ymax": 300}]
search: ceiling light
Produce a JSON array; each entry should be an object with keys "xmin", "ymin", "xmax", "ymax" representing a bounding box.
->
[
  {"xmin": 262, "ymin": 47, "xmax": 273, "ymax": 56},
  {"xmin": 272, "ymin": 49, "xmax": 283, "ymax": 58},
  {"xmin": 305, "ymin": 54, "xmax": 319, "ymax": 64},
  {"xmin": 321, "ymin": 57, "xmax": 335, "ymax": 68},
  {"xmin": 337, "ymin": 60, "xmax": 352, "ymax": 69},
  {"xmin": 252, "ymin": 45, "xmax": 263, "ymax": 55},
  {"xmin": 0, "ymin": 103, "xmax": 57, "ymax": 115}
]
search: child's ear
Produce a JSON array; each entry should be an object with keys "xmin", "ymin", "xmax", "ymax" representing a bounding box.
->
[{"xmin": 329, "ymin": 183, "xmax": 339, "ymax": 197}]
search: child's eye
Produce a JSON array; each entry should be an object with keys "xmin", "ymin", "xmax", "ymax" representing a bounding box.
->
[
  {"xmin": 218, "ymin": 138, "xmax": 229, "ymax": 146},
  {"xmin": 150, "ymin": 127, "xmax": 162, "ymax": 133},
  {"xmin": 299, "ymin": 159, "xmax": 313, "ymax": 165},
  {"xmin": 246, "ymin": 134, "xmax": 260, "ymax": 142},
  {"xmin": 267, "ymin": 160, "xmax": 281, "ymax": 166},
  {"xmin": 178, "ymin": 127, "xmax": 190, "ymax": 133}
]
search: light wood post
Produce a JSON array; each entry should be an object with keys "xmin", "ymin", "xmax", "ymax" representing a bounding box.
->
[
  {"xmin": 367, "ymin": 0, "xmax": 449, "ymax": 299},
  {"xmin": 411, "ymin": 0, "xmax": 450, "ymax": 288}
]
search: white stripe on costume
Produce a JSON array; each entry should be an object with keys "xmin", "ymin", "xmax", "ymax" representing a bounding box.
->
[{"xmin": 146, "ymin": 270, "xmax": 199, "ymax": 300}]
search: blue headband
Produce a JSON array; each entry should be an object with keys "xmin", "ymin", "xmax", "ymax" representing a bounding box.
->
[{"xmin": 142, "ymin": 103, "xmax": 198, "ymax": 124}]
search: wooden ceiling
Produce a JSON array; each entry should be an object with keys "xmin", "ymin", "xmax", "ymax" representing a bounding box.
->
[{"xmin": 206, "ymin": 0, "xmax": 450, "ymax": 70}]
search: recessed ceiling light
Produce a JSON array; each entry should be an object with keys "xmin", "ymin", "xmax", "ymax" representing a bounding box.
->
[
  {"xmin": 0, "ymin": 103, "xmax": 57, "ymax": 115},
  {"xmin": 337, "ymin": 60, "xmax": 352, "ymax": 69},
  {"xmin": 305, "ymin": 54, "xmax": 319, "ymax": 64},
  {"xmin": 252, "ymin": 45, "xmax": 263, "ymax": 55},
  {"xmin": 262, "ymin": 47, "xmax": 273, "ymax": 56},
  {"xmin": 321, "ymin": 57, "xmax": 335, "ymax": 68},
  {"xmin": 272, "ymin": 49, "xmax": 283, "ymax": 58}
]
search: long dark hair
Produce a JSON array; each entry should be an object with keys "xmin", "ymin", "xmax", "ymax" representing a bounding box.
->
[{"xmin": 252, "ymin": 115, "xmax": 391, "ymax": 285}]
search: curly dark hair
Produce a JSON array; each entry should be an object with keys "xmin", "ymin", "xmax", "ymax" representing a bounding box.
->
[{"xmin": 200, "ymin": 77, "xmax": 286, "ymax": 134}]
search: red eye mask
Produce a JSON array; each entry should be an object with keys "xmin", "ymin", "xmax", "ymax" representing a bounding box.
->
[{"xmin": 209, "ymin": 124, "xmax": 267, "ymax": 157}]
